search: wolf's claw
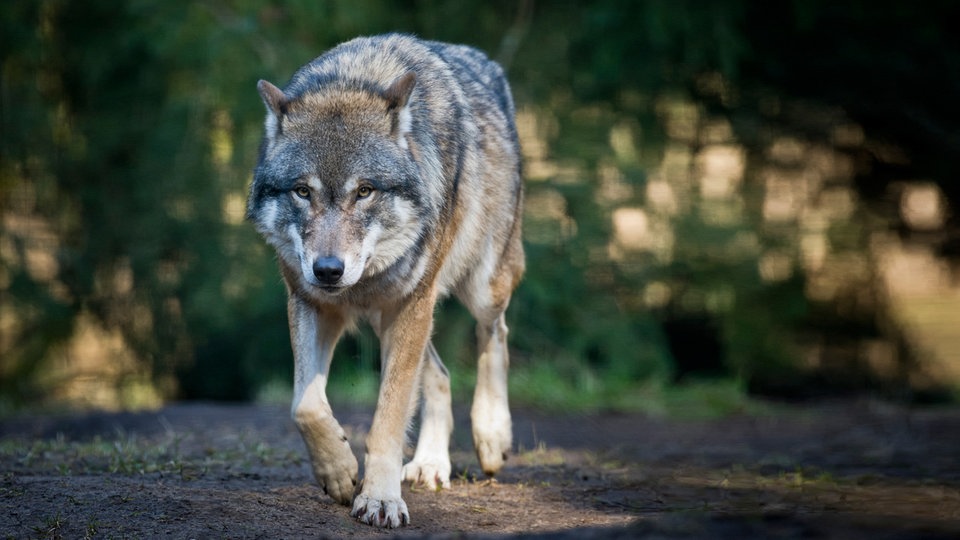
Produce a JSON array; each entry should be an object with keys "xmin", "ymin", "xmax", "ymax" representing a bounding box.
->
[{"xmin": 351, "ymin": 493, "xmax": 410, "ymax": 528}]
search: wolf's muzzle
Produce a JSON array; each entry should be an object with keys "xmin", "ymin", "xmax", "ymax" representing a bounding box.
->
[{"xmin": 313, "ymin": 256, "xmax": 345, "ymax": 285}]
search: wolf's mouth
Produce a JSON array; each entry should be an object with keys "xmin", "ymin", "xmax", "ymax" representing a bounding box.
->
[{"xmin": 319, "ymin": 285, "xmax": 345, "ymax": 295}]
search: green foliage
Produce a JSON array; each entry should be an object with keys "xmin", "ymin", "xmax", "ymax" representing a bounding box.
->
[{"xmin": 3, "ymin": 0, "xmax": 953, "ymax": 409}]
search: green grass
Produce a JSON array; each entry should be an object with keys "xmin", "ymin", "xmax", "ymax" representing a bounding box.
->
[
  {"xmin": 504, "ymin": 364, "xmax": 766, "ymax": 419},
  {"xmin": 31, "ymin": 512, "xmax": 64, "ymax": 540},
  {"xmin": 0, "ymin": 430, "xmax": 302, "ymax": 478},
  {"xmin": 263, "ymin": 360, "xmax": 768, "ymax": 419},
  {"xmin": 0, "ymin": 434, "xmax": 174, "ymax": 476}
]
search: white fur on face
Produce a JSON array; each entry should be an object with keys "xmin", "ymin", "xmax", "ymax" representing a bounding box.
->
[
  {"xmin": 272, "ymin": 181, "xmax": 424, "ymax": 292},
  {"xmin": 365, "ymin": 198, "xmax": 421, "ymax": 276},
  {"xmin": 307, "ymin": 175, "xmax": 324, "ymax": 192},
  {"xmin": 397, "ymin": 104, "xmax": 413, "ymax": 150},
  {"xmin": 263, "ymin": 113, "xmax": 280, "ymax": 150},
  {"xmin": 286, "ymin": 223, "xmax": 305, "ymax": 263},
  {"xmin": 337, "ymin": 228, "xmax": 375, "ymax": 289},
  {"xmin": 342, "ymin": 176, "xmax": 360, "ymax": 195},
  {"xmin": 256, "ymin": 199, "xmax": 280, "ymax": 237},
  {"xmin": 295, "ymin": 236, "xmax": 367, "ymax": 291}
]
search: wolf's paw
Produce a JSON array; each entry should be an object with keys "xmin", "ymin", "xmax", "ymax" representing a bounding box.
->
[
  {"xmin": 298, "ymin": 413, "xmax": 359, "ymax": 505},
  {"xmin": 314, "ymin": 464, "xmax": 358, "ymax": 505},
  {"xmin": 475, "ymin": 437, "xmax": 510, "ymax": 476},
  {"xmin": 402, "ymin": 458, "xmax": 452, "ymax": 490},
  {"xmin": 473, "ymin": 412, "xmax": 511, "ymax": 476},
  {"xmin": 351, "ymin": 493, "xmax": 410, "ymax": 528},
  {"xmin": 472, "ymin": 398, "xmax": 512, "ymax": 476},
  {"xmin": 308, "ymin": 446, "xmax": 358, "ymax": 505}
]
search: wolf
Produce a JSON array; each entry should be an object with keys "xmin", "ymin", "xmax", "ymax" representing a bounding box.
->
[{"xmin": 246, "ymin": 34, "xmax": 524, "ymax": 528}]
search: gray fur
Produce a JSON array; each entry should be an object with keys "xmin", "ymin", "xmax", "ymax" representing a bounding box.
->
[{"xmin": 247, "ymin": 34, "xmax": 524, "ymax": 528}]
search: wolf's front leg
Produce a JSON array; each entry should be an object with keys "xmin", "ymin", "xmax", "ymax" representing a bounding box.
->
[
  {"xmin": 351, "ymin": 289, "xmax": 436, "ymax": 527},
  {"xmin": 288, "ymin": 297, "xmax": 357, "ymax": 504}
]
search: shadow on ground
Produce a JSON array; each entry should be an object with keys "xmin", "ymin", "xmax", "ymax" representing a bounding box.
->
[{"xmin": 1, "ymin": 399, "xmax": 959, "ymax": 538}]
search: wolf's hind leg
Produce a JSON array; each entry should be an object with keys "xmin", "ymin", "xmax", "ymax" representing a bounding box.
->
[
  {"xmin": 471, "ymin": 312, "xmax": 512, "ymax": 475},
  {"xmin": 402, "ymin": 342, "xmax": 453, "ymax": 489}
]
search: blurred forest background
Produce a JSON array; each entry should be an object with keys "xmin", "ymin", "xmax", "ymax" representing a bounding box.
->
[{"xmin": 2, "ymin": 1, "xmax": 959, "ymax": 412}]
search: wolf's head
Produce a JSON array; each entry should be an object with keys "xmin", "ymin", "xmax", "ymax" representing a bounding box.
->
[{"xmin": 247, "ymin": 73, "xmax": 429, "ymax": 296}]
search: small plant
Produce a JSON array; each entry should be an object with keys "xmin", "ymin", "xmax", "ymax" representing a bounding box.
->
[
  {"xmin": 83, "ymin": 518, "xmax": 100, "ymax": 540},
  {"xmin": 456, "ymin": 467, "xmax": 476, "ymax": 483},
  {"xmin": 31, "ymin": 513, "xmax": 63, "ymax": 540}
]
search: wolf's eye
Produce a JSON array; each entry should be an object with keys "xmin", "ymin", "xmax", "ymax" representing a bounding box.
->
[
  {"xmin": 293, "ymin": 186, "xmax": 310, "ymax": 199},
  {"xmin": 357, "ymin": 185, "xmax": 374, "ymax": 200}
]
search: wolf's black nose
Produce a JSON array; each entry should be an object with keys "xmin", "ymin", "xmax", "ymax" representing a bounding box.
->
[{"xmin": 313, "ymin": 256, "xmax": 345, "ymax": 285}]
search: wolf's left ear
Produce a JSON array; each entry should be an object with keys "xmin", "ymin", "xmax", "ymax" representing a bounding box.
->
[
  {"xmin": 385, "ymin": 72, "xmax": 416, "ymax": 111},
  {"xmin": 384, "ymin": 72, "xmax": 416, "ymax": 143}
]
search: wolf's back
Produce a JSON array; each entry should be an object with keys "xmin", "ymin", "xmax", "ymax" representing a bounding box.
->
[
  {"xmin": 285, "ymin": 34, "xmax": 514, "ymax": 115},
  {"xmin": 281, "ymin": 34, "xmax": 519, "ymax": 165}
]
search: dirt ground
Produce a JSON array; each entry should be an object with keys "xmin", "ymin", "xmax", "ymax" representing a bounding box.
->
[{"xmin": 1, "ymin": 399, "xmax": 959, "ymax": 539}]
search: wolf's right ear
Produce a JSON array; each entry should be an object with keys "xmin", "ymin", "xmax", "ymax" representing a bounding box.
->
[{"xmin": 257, "ymin": 80, "xmax": 289, "ymax": 118}]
